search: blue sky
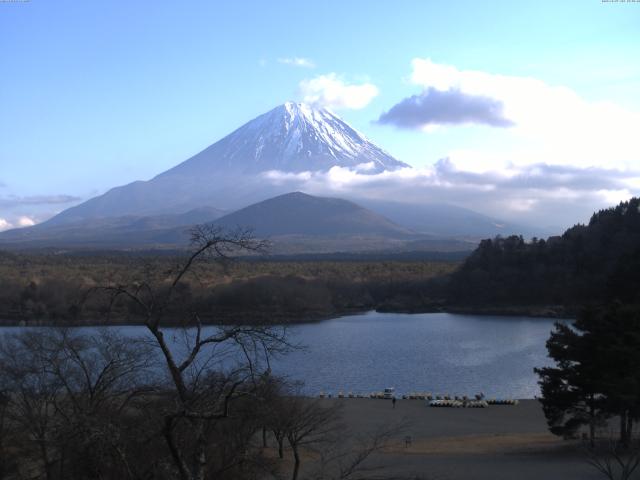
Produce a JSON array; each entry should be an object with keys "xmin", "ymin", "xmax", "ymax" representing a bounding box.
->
[{"xmin": 1, "ymin": 0, "xmax": 639, "ymax": 229}]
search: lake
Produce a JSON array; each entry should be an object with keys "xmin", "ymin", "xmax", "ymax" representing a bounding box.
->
[
  {"xmin": 0, "ymin": 311, "xmax": 561, "ymax": 399},
  {"xmin": 277, "ymin": 311, "xmax": 559, "ymax": 399}
]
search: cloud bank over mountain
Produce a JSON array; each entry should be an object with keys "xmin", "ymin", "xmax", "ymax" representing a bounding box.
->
[
  {"xmin": 357, "ymin": 58, "xmax": 640, "ymax": 226},
  {"xmin": 262, "ymin": 158, "xmax": 639, "ymax": 228}
]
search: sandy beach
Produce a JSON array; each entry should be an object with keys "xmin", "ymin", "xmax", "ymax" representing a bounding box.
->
[{"xmin": 319, "ymin": 398, "xmax": 600, "ymax": 480}]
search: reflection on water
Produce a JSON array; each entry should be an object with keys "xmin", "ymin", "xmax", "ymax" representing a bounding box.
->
[{"xmin": 0, "ymin": 311, "xmax": 562, "ymax": 399}]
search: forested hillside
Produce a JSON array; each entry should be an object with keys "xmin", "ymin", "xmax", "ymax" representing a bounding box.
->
[{"xmin": 447, "ymin": 197, "xmax": 640, "ymax": 308}]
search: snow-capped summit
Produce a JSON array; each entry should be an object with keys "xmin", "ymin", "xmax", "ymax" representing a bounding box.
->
[{"xmin": 160, "ymin": 101, "xmax": 408, "ymax": 176}]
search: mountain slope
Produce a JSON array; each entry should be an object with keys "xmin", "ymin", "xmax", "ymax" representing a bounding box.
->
[
  {"xmin": 0, "ymin": 207, "xmax": 226, "ymax": 245},
  {"xmin": 210, "ymin": 192, "xmax": 413, "ymax": 237},
  {"xmin": 44, "ymin": 102, "xmax": 408, "ymax": 225},
  {"xmin": 357, "ymin": 200, "xmax": 546, "ymax": 238},
  {"xmin": 162, "ymin": 102, "xmax": 407, "ymax": 176}
]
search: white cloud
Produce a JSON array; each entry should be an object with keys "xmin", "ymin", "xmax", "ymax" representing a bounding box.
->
[
  {"xmin": 0, "ymin": 195, "xmax": 80, "ymax": 232},
  {"xmin": 261, "ymin": 160, "xmax": 639, "ymax": 228},
  {"xmin": 0, "ymin": 215, "xmax": 37, "ymax": 231},
  {"xmin": 17, "ymin": 216, "xmax": 36, "ymax": 227},
  {"xmin": 402, "ymin": 58, "xmax": 640, "ymax": 170},
  {"xmin": 278, "ymin": 57, "xmax": 316, "ymax": 68},
  {"xmin": 378, "ymin": 88, "xmax": 513, "ymax": 128},
  {"xmin": 354, "ymin": 162, "xmax": 376, "ymax": 172},
  {"xmin": 299, "ymin": 73, "xmax": 379, "ymax": 110}
]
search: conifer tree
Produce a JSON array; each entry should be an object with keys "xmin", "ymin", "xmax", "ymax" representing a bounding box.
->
[{"xmin": 536, "ymin": 304, "xmax": 640, "ymax": 446}]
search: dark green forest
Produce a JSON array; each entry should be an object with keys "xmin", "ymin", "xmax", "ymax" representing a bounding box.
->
[{"xmin": 447, "ymin": 197, "xmax": 640, "ymax": 310}]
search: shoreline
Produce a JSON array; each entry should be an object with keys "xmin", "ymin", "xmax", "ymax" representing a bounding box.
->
[{"xmin": 0, "ymin": 304, "xmax": 574, "ymax": 327}]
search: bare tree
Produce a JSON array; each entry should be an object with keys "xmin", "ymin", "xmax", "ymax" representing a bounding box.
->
[
  {"xmin": 92, "ymin": 225, "xmax": 290, "ymax": 480},
  {"xmin": 584, "ymin": 437, "xmax": 640, "ymax": 480},
  {"xmin": 282, "ymin": 397, "xmax": 343, "ymax": 480},
  {"xmin": 50, "ymin": 329, "xmax": 155, "ymax": 480},
  {"xmin": 266, "ymin": 391, "xmax": 406, "ymax": 480},
  {"xmin": 0, "ymin": 331, "xmax": 66, "ymax": 480},
  {"xmin": 306, "ymin": 420, "xmax": 408, "ymax": 480},
  {"xmin": 0, "ymin": 376, "xmax": 17, "ymax": 479},
  {"xmin": 262, "ymin": 377, "xmax": 294, "ymax": 459},
  {"xmin": 0, "ymin": 328, "xmax": 154, "ymax": 480}
]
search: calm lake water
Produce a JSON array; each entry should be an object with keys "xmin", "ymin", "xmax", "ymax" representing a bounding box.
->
[
  {"xmin": 277, "ymin": 311, "xmax": 559, "ymax": 399},
  {"xmin": 0, "ymin": 311, "xmax": 561, "ymax": 399}
]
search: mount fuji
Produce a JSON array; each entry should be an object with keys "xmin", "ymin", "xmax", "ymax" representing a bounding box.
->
[
  {"xmin": 163, "ymin": 101, "xmax": 408, "ymax": 175},
  {"xmin": 44, "ymin": 102, "xmax": 408, "ymax": 226},
  {"xmin": 0, "ymin": 102, "xmax": 536, "ymax": 250}
]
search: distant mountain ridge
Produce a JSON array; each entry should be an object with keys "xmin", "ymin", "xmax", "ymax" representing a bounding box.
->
[
  {"xmin": 211, "ymin": 192, "xmax": 412, "ymax": 237},
  {"xmin": 357, "ymin": 199, "xmax": 542, "ymax": 238},
  {"xmin": 0, "ymin": 192, "xmax": 478, "ymax": 253},
  {"xmin": 0, "ymin": 207, "xmax": 226, "ymax": 245}
]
